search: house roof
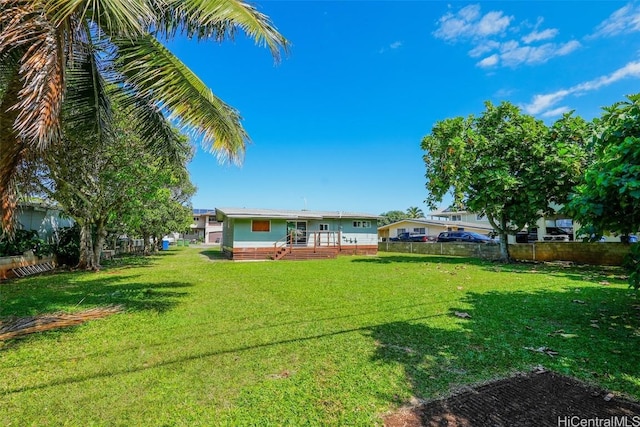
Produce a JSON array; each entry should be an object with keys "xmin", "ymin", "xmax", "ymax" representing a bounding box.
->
[
  {"xmin": 377, "ymin": 218, "xmax": 494, "ymax": 232},
  {"xmin": 215, "ymin": 207, "xmax": 380, "ymax": 221}
]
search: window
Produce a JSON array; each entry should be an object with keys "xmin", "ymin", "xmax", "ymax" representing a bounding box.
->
[
  {"xmin": 319, "ymin": 223, "xmax": 329, "ymax": 231},
  {"xmin": 251, "ymin": 220, "xmax": 270, "ymax": 232},
  {"xmin": 451, "ymin": 215, "xmax": 462, "ymax": 221},
  {"xmin": 397, "ymin": 228, "xmax": 406, "ymax": 234},
  {"xmin": 208, "ymin": 216, "xmax": 217, "ymax": 224},
  {"xmin": 413, "ymin": 228, "xmax": 426, "ymax": 234},
  {"xmin": 476, "ymin": 214, "xmax": 485, "ymax": 221},
  {"xmin": 353, "ymin": 220, "xmax": 371, "ymax": 228},
  {"xmin": 193, "ymin": 216, "xmax": 200, "ymax": 222}
]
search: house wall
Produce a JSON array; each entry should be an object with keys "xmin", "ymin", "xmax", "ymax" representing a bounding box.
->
[
  {"xmin": 17, "ymin": 205, "xmax": 73, "ymax": 241},
  {"xmin": 221, "ymin": 217, "xmax": 378, "ymax": 259},
  {"xmin": 231, "ymin": 219, "xmax": 288, "ymax": 248},
  {"xmin": 228, "ymin": 218, "xmax": 378, "ymax": 248}
]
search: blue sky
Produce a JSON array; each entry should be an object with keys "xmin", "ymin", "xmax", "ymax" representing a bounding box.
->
[{"xmin": 167, "ymin": 1, "xmax": 640, "ymax": 215}]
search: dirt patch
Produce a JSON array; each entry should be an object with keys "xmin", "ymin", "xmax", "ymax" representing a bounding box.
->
[
  {"xmin": 384, "ymin": 370, "xmax": 640, "ymax": 427},
  {"xmin": 0, "ymin": 305, "xmax": 124, "ymax": 340}
]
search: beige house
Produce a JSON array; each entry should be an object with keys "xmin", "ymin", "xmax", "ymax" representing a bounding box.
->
[
  {"xmin": 186, "ymin": 209, "xmax": 223, "ymax": 244},
  {"xmin": 378, "ymin": 218, "xmax": 494, "ymax": 241},
  {"xmin": 429, "ymin": 205, "xmax": 577, "ymax": 243},
  {"xmin": 428, "ymin": 208, "xmax": 490, "ymax": 224}
]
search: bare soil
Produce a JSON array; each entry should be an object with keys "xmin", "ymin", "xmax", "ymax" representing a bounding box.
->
[{"xmin": 384, "ymin": 371, "xmax": 640, "ymax": 427}]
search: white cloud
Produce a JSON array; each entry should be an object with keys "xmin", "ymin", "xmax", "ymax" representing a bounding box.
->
[
  {"xmin": 590, "ymin": 3, "xmax": 640, "ymax": 38},
  {"xmin": 434, "ymin": 4, "xmax": 579, "ymax": 69},
  {"xmin": 522, "ymin": 28, "xmax": 558, "ymax": 44},
  {"xmin": 468, "ymin": 40, "xmax": 500, "ymax": 58},
  {"xmin": 378, "ymin": 41, "xmax": 403, "ymax": 54},
  {"xmin": 524, "ymin": 90, "xmax": 572, "ymax": 115},
  {"xmin": 541, "ymin": 106, "xmax": 571, "ymax": 118},
  {"xmin": 522, "ymin": 60, "xmax": 640, "ymax": 115},
  {"xmin": 477, "ymin": 11, "xmax": 512, "ymax": 37},
  {"xmin": 433, "ymin": 4, "xmax": 512, "ymax": 42},
  {"xmin": 477, "ymin": 40, "xmax": 581, "ymax": 68},
  {"xmin": 555, "ymin": 40, "xmax": 581, "ymax": 55},
  {"xmin": 477, "ymin": 54, "xmax": 499, "ymax": 68}
]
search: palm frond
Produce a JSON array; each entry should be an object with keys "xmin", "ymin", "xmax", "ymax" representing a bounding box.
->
[
  {"xmin": 110, "ymin": 85, "xmax": 191, "ymax": 168},
  {"xmin": 63, "ymin": 25, "xmax": 112, "ymax": 143},
  {"xmin": 154, "ymin": 0, "xmax": 290, "ymax": 61},
  {"xmin": 113, "ymin": 35, "xmax": 247, "ymax": 164},
  {"xmin": 0, "ymin": 68, "xmax": 26, "ymax": 234},
  {"xmin": 0, "ymin": 1, "xmax": 65, "ymax": 150},
  {"xmin": 43, "ymin": 0, "xmax": 151, "ymax": 38}
]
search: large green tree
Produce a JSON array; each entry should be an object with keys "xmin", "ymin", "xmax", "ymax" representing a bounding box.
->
[
  {"xmin": 565, "ymin": 93, "xmax": 640, "ymax": 241},
  {"xmin": 422, "ymin": 101, "xmax": 588, "ymax": 261},
  {"xmin": 0, "ymin": 0, "xmax": 289, "ymax": 231},
  {"xmin": 378, "ymin": 210, "xmax": 409, "ymax": 226},
  {"xmin": 36, "ymin": 97, "xmax": 193, "ymax": 269}
]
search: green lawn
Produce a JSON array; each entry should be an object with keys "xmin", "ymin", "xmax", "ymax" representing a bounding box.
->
[{"xmin": 1, "ymin": 248, "xmax": 638, "ymax": 426}]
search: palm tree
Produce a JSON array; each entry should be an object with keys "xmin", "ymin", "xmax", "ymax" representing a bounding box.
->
[
  {"xmin": 406, "ymin": 206, "xmax": 425, "ymax": 219},
  {"xmin": 0, "ymin": 0, "xmax": 289, "ymax": 231}
]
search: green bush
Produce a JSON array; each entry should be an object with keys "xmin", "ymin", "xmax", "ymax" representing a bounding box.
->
[
  {"xmin": 54, "ymin": 225, "xmax": 80, "ymax": 266},
  {"xmin": 0, "ymin": 230, "xmax": 52, "ymax": 258},
  {"xmin": 623, "ymin": 244, "xmax": 640, "ymax": 290}
]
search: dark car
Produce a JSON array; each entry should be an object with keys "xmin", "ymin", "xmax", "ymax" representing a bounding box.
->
[
  {"xmin": 517, "ymin": 227, "xmax": 573, "ymax": 243},
  {"xmin": 390, "ymin": 232, "xmax": 431, "ymax": 242},
  {"xmin": 437, "ymin": 231, "xmax": 494, "ymax": 243}
]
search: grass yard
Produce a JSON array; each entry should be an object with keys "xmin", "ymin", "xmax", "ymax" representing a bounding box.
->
[{"xmin": 0, "ymin": 247, "xmax": 638, "ymax": 426}]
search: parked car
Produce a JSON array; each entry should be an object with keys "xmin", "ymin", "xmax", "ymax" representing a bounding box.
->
[
  {"xmin": 516, "ymin": 227, "xmax": 573, "ymax": 243},
  {"xmin": 436, "ymin": 231, "xmax": 495, "ymax": 243},
  {"xmin": 621, "ymin": 235, "xmax": 638, "ymax": 243},
  {"xmin": 390, "ymin": 232, "xmax": 432, "ymax": 242}
]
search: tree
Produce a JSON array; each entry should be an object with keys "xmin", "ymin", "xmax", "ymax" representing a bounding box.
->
[
  {"xmin": 565, "ymin": 94, "xmax": 640, "ymax": 241},
  {"xmin": 422, "ymin": 101, "xmax": 587, "ymax": 261},
  {"xmin": 0, "ymin": 0, "xmax": 289, "ymax": 232},
  {"xmin": 379, "ymin": 210, "xmax": 409, "ymax": 226},
  {"xmin": 35, "ymin": 99, "xmax": 193, "ymax": 269},
  {"xmin": 406, "ymin": 206, "xmax": 425, "ymax": 219}
]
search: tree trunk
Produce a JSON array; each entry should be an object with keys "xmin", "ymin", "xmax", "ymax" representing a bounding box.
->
[
  {"xmin": 77, "ymin": 220, "xmax": 96, "ymax": 270},
  {"xmin": 499, "ymin": 215, "xmax": 512, "ymax": 263},
  {"xmin": 488, "ymin": 213, "xmax": 511, "ymax": 263},
  {"xmin": 91, "ymin": 219, "xmax": 107, "ymax": 269},
  {"xmin": 142, "ymin": 232, "xmax": 151, "ymax": 255}
]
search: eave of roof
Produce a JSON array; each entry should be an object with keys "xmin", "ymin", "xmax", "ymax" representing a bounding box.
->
[{"xmin": 215, "ymin": 207, "xmax": 380, "ymax": 221}]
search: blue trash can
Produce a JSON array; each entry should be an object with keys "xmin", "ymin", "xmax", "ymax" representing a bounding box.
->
[{"xmin": 162, "ymin": 239, "xmax": 170, "ymax": 250}]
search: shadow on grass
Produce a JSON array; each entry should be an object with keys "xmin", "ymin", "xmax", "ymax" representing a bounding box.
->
[
  {"xmin": 4, "ymin": 282, "xmax": 638, "ymax": 405},
  {"xmin": 0, "ymin": 270, "xmax": 192, "ymax": 318},
  {"xmin": 362, "ymin": 253, "xmax": 629, "ymax": 286},
  {"xmin": 367, "ymin": 285, "xmax": 640, "ymax": 404},
  {"xmin": 199, "ymin": 249, "xmax": 228, "ymax": 261}
]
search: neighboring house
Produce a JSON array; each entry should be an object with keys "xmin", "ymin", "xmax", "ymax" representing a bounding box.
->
[
  {"xmin": 186, "ymin": 209, "xmax": 223, "ymax": 244},
  {"xmin": 428, "ymin": 205, "xmax": 577, "ymax": 243},
  {"xmin": 378, "ymin": 218, "xmax": 494, "ymax": 242},
  {"xmin": 428, "ymin": 207, "xmax": 491, "ymax": 224},
  {"xmin": 214, "ymin": 208, "xmax": 379, "ymax": 260},
  {"xmin": 17, "ymin": 201, "xmax": 74, "ymax": 241}
]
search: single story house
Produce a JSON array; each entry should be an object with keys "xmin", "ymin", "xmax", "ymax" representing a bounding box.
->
[
  {"xmin": 215, "ymin": 208, "xmax": 379, "ymax": 260},
  {"xmin": 378, "ymin": 218, "xmax": 495, "ymax": 241}
]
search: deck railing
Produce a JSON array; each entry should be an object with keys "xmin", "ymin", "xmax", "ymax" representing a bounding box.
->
[{"xmin": 273, "ymin": 230, "xmax": 342, "ymax": 257}]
